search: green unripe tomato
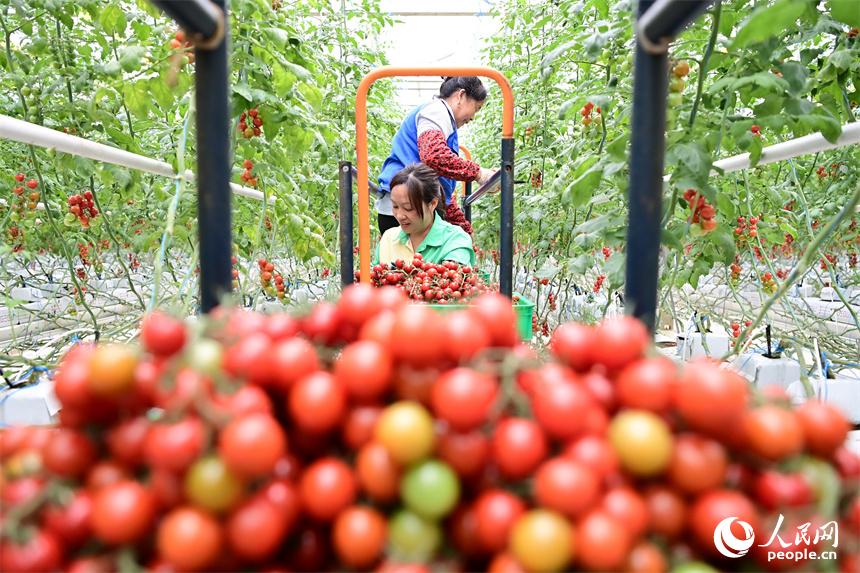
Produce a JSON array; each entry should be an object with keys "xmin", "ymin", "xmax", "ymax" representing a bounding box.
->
[
  {"xmin": 689, "ymin": 223, "xmax": 705, "ymax": 237},
  {"xmin": 388, "ymin": 509, "xmax": 442, "ymax": 562},
  {"xmin": 20, "ymin": 86, "xmax": 31, "ymax": 96},
  {"xmin": 28, "ymin": 115, "xmax": 39, "ymax": 123},
  {"xmin": 401, "ymin": 459, "xmax": 460, "ymax": 520},
  {"xmin": 265, "ymin": 286, "xmax": 276, "ymax": 296},
  {"xmin": 601, "ymin": 48, "xmax": 612, "ymax": 61},
  {"xmin": 667, "ymin": 93, "xmax": 684, "ymax": 108},
  {"xmin": 9, "ymin": 212, "xmax": 20, "ymax": 222},
  {"xmin": 620, "ymin": 61, "xmax": 632, "ymax": 73},
  {"xmin": 32, "ymin": 86, "xmax": 41, "ymax": 96},
  {"xmin": 671, "ymin": 562, "xmax": 719, "ymax": 573},
  {"xmin": 615, "ymin": 55, "xmax": 625, "ymax": 65},
  {"xmin": 732, "ymin": 279, "xmax": 739, "ymax": 286},
  {"xmin": 64, "ymin": 213, "xmax": 76, "ymax": 224},
  {"xmin": 670, "ymin": 77, "xmax": 686, "ymax": 93}
]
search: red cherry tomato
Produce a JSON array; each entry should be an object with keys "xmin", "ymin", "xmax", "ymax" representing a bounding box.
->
[{"xmin": 492, "ymin": 418, "xmax": 548, "ymax": 481}]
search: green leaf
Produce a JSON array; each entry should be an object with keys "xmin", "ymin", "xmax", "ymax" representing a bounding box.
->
[
  {"xmin": 779, "ymin": 62, "xmax": 809, "ymax": 96},
  {"xmin": 731, "ymin": 0, "xmax": 807, "ymax": 50},
  {"xmin": 119, "ymin": 45, "xmax": 146, "ymax": 72},
  {"xmin": 604, "ymin": 252, "xmax": 626, "ymax": 288},
  {"xmin": 563, "ymin": 165, "xmax": 603, "ymax": 208},
  {"xmin": 73, "ymin": 156, "xmax": 95, "ymax": 177},
  {"xmin": 606, "ymin": 133, "xmax": 629, "ymax": 161},
  {"xmin": 709, "ymin": 72, "xmax": 789, "ymax": 96},
  {"xmin": 281, "ymin": 60, "xmax": 312, "ymax": 82},
  {"xmin": 780, "ymin": 223, "xmax": 797, "ymax": 238},
  {"xmin": 825, "ymin": 49, "xmax": 860, "ymax": 73},
  {"xmin": 232, "ymin": 84, "xmax": 278, "ymax": 105},
  {"xmin": 297, "ymin": 83, "xmax": 323, "ymax": 113},
  {"xmin": 272, "ymin": 64, "xmax": 297, "ymax": 98},
  {"xmin": 828, "ymin": 0, "xmax": 860, "ymax": 27},
  {"xmin": 790, "ymin": 111, "xmax": 842, "ymax": 143},
  {"xmin": 262, "ymin": 27, "xmax": 291, "ymax": 50},
  {"xmin": 575, "ymin": 211, "xmax": 624, "ymax": 235},
  {"xmin": 709, "ymin": 229, "xmax": 737, "ymax": 265},
  {"xmin": 149, "ymin": 78, "xmax": 174, "ymax": 111},
  {"xmin": 662, "ymin": 228, "xmax": 684, "ymax": 251},
  {"xmin": 123, "ymin": 81, "xmax": 151, "ymax": 119},
  {"xmin": 749, "ymin": 136, "xmax": 764, "ymax": 167},
  {"xmin": 541, "ymin": 39, "xmax": 578, "ymax": 69},
  {"xmin": 569, "ymin": 254, "xmax": 596, "ymax": 275},
  {"xmin": 99, "ymin": 4, "xmax": 125, "ymax": 35}
]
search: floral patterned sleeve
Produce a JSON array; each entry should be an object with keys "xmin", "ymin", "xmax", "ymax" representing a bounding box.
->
[{"xmin": 417, "ymin": 131, "xmax": 481, "ymax": 182}]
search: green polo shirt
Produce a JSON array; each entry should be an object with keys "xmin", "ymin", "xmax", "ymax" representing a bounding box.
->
[{"xmin": 374, "ymin": 212, "xmax": 476, "ymax": 267}]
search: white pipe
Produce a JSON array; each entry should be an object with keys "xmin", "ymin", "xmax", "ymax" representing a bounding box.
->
[
  {"xmin": 664, "ymin": 122, "xmax": 860, "ymax": 181},
  {"xmin": 0, "ymin": 115, "xmax": 274, "ymax": 203}
]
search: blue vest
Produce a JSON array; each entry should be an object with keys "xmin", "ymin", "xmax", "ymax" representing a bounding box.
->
[{"xmin": 378, "ymin": 102, "xmax": 459, "ymax": 205}]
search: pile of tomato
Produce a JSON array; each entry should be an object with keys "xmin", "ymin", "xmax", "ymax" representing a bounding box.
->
[
  {"xmin": 0, "ymin": 286, "xmax": 858, "ymax": 573},
  {"xmin": 358, "ymin": 255, "xmax": 493, "ymax": 304}
]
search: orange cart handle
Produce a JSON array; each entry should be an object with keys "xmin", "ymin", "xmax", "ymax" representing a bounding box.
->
[{"xmin": 354, "ymin": 66, "xmax": 514, "ymax": 284}]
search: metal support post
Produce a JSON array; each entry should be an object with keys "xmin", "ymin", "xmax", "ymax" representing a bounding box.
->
[
  {"xmin": 625, "ymin": 0, "xmax": 667, "ymax": 330},
  {"xmin": 464, "ymin": 181, "xmax": 472, "ymax": 223},
  {"xmin": 194, "ymin": 0, "xmax": 231, "ymax": 313},
  {"xmin": 500, "ymin": 138, "xmax": 515, "ymax": 297},
  {"xmin": 339, "ymin": 161, "xmax": 355, "ymax": 287}
]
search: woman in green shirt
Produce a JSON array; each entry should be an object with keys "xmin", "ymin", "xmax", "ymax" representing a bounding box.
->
[{"xmin": 374, "ymin": 163, "xmax": 475, "ymax": 267}]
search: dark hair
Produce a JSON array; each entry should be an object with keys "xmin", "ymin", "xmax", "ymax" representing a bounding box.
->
[
  {"xmin": 389, "ymin": 163, "xmax": 447, "ymax": 222},
  {"xmin": 439, "ymin": 76, "xmax": 488, "ymax": 102}
]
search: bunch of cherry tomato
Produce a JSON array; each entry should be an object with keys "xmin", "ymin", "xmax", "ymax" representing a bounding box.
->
[
  {"xmin": 257, "ymin": 258, "xmax": 286, "ymax": 300},
  {"xmin": 240, "ymin": 160, "xmax": 259, "ymax": 187},
  {"xmin": 760, "ymin": 272, "xmax": 778, "ymax": 293},
  {"xmin": 735, "ymin": 215, "xmax": 760, "ymax": 242},
  {"xmin": 64, "ymin": 191, "xmax": 99, "ymax": 229},
  {"xmin": 9, "ymin": 174, "xmax": 40, "ymax": 224},
  {"xmin": 168, "ymin": 30, "xmax": 195, "ymax": 65},
  {"xmin": 238, "ymin": 107, "xmax": 263, "ymax": 139},
  {"xmin": 0, "ymin": 288, "xmax": 858, "ymax": 573},
  {"xmin": 358, "ymin": 255, "xmax": 492, "ymax": 304},
  {"xmin": 683, "ymin": 189, "xmax": 717, "ymax": 235}
]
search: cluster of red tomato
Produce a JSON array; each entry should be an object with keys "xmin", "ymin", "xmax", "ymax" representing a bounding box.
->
[
  {"xmin": 238, "ymin": 108, "xmax": 263, "ymax": 139},
  {"xmin": 77, "ymin": 242, "xmax": 91, "ymax": 267},
  {"xmin": 10, "ymin": 174, "xmax": 40, "ymax": 222},
  {"xmin": 593, "ymin": 275, "xmax": 606, "ymax": 293},
  {"xmin": 682, "ymin": 189, "xmax": 717, "ymax": 235},
  {"xmin": 735, "ymin": 215, "xmax": 760, "ymax": 241},
  {"xmin": 64, "ymin": 190, "xmax": 99, "ymax": 229},
  {"xmin": 529, "ymin": 169, "xmax": 542, "ymax": 188},
  {"xmin": 848, "ymin": 27, "xmax": 859, "ymax": 38},
  {"xmin": 359, "ymin": 255, "xmax": 491, "ymax": 304},
  {"xmin": 580, "ymin": 101, "xmax": 601, "ymax": 128},
  {"xmin": 850, "ymin": 254, "xmax": 858, "ymax": 268},
  {"xmin": 760, "ymin": 272, "xmax": 778, "ymax": 293},
  {"xmin": 256, "ymin": 258, "xmax": 286, "ymax": 300},
  {"xmin": 168, "ymin": 30, "xmax": 195, "ymax": 65},
  {"xmin": 602, "ymin": 246, "xmax": 611, "ymax": 260},
  {"xmin": 821, "ymin": 253, "xmax": 838, "ymax": 271},
  {"xmin": 817, "ymin": 163, "xmax": 843, "ymax": 179},
  {"xmin": 729, "ymin": 319, "xmax": 753, "ymax": 339},
  {"xmin": 239, "ymin": 160, "xmax": 259, "ymax": 187},
  {"xmin": 1, "ymin": 288, "xmax": 859, "ymax": 573},
  {"xmin": 127, "ymin": 252, "xmax": 140, "ymax": 270}
]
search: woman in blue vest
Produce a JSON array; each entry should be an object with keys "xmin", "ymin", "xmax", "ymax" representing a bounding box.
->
[{"xmin": 376, "ymin": 76, "xmax": 496, "ymax": 236}]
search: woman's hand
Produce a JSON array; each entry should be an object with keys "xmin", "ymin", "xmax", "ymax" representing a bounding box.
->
[{"xmin": 476, "ymin": 167, "xmax": 497, "ymax": 186}]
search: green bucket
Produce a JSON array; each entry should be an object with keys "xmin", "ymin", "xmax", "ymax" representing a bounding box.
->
[{"xmin": 425, "ymin": 292, "xmax": 534, "ymax": 342}]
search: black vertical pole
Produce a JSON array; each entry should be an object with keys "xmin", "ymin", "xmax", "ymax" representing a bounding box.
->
[
  {"xmin": 625, "ymin": 0, "xmax": 667, "ymax": 331},
  {"xmin": 464, "ymin": 181, "xmax": 472, "ymax": 223},
  {"xmin": 500, "ymin": 138, "xmax": 515, "ymax": 297},
  {"xmin": 339, "ymin": 161, "xmax": 354, "ymax": 287},
  {"xmin": 195, "ymin": 0, "xmax": 231, "ymax": 313}
]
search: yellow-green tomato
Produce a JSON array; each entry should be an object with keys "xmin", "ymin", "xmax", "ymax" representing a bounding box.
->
[
  {"xmin": 374, "ymin": 401, "xmax": 435, "ymax": 465},
  {"xmin": 509, "ymin": 509, "xmax": 574, "ymax": 573},
  {"xmin": 608, "ymin": 410, "xmax": 673, "ymax": 477},
  {"xmin": 388, "ymin": 509, "xmax": 442, "ymax": 562},
  {"xmin": 401, "ymin": 459, "xmax": 460, "ymax": 520},
  {"xmin": 184, "ymin": 455, "xmax": 243, "ymax": 513}
]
